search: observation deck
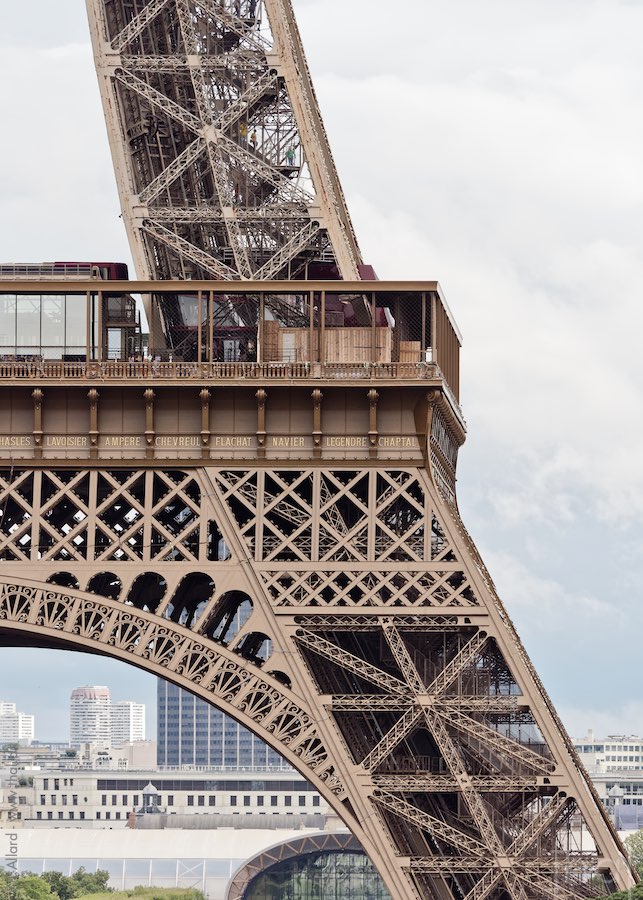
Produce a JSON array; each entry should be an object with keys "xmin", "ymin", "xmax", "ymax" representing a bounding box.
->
[{"xmin": 0, "ymin": 280, "xmax": 464, "ymax": 472}]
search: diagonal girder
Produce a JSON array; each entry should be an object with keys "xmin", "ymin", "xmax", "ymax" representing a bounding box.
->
[
  {"xmin": 426, "ymin": 708, "xmax": 505, "ymax": 857},
  {"xmin": 294, "ymin": 629, "xmax": 408, "ymax": 695},
  {"xmin": 446, "ymin": 708, "xmax": 554, "ymax": 775},
  {"xmin": 381, "ymin": 620, "xmax": 425, "ymax": 694},
  {"xmin": 142, "ymin": 221, "xmax": 238, "ymax": 279},
  {"xmin": 514, "ymin": 869, "xmax": 590, "ymax": 900},
  {"xmin": 360, "ymin": 707, "xmax": 423, "ymax": 773},
  {"xmin": 373, "ymin": 790, "xmax": 489, "ymax": 858},
  {"xmin": 217, "ymin": 69, "xmax": 280, "ymax": 132},
  {"xmin": 194, "ymin": 0, "xmax": 270, "ymax": 51},
  {"xmin": 114, "ymin": 68, "xmax": 201, "ymax": 133},
  {"xmin": 508, "ymin": 792, "xmax": 570, "ymax": 858},
  {"xmin": 426, "ymin": 630, "xmax": 489, "ymax": 696},
  {"xmin": 138, "ymin": 136, "xmax": 207, "ymax": 205},
  {"xmin": 219, "ymin": 133, "xmax": 314, "ymax": 203},
  {"xmin": 460, "ymin": 869, "xmax": 503, "ymax": 900},
  {"xmin": 111, "ymin": 0, "xmax": 172, "ymax": 52},
  {"xmin": 253, "ymin": 220, "xmax": 322, "ymax": 280}
]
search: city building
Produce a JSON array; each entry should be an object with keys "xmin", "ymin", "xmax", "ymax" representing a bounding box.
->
[
  {"xmin": 0, "ymin": 701, "xmax": 35, "ymax": 746},
  {"xmin": 23, "ymin": 768, "xmax": 327, "ymax": 827},
  {"xmin": 157, "ymin": 680, "xmax": 286, "ymax": 769},
  {"xmin": 69, "ymin": 686, "xmax": 111, "ymax": 747},
  {"xmin": 573, "ymin": 731, "xmax": 643, "ymax": 773},
  {"xmin": 111, "ymin": 701, "xmax": 145, "ymax": 744}
]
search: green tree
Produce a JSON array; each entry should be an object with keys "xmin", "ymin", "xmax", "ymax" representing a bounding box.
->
[
  {"xmin": 625, "ymin": 831, "xmax": 643, "ymax": 879},
  {"xmin": 41, "ymin": 873, "xmax": 76, "ymax": 900},
  {"xmin": 14, "ymin": 876, "xmax": 57, "ymax": 900},
  {"xmin": 599, "ymin": 886, "xmax": 643, "ymax": 899},
  {"xmin": 68, "ymin": 870, "xmax": 110, "ymax": 896}
]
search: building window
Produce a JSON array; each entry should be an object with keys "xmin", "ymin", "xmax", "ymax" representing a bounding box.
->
[
  {"xmin": 122, "ymin": 795, "xmax": 128, "ymax": 806},
  {"xmin": 40, "ymin": 795, "xmax": 45, "ymax": 806},
  {"xmin": 270, "ymin": 796, "xmax": 278, "ymax": 807},
  {"xmin": 257, "ymin": 796, "xmax": 264, "ymax": 807},
  {"xmin": 243, "ymin": 796, "xmax": 251, "ymax": 807},
  {"xmin": 62, "ymin": 796, "xmax": 67, "ymax": 806},
  {"xmin": 105, "ymin": 812, "xmax": 111, "ymax": 820},
  {"xmin": 112, "ymin": 795, "xmax": 117, "ymax": 805},
  {"xmin": 115, "ymin": 812, "xmax": 121, "ymax": 820},
  {"xmin": 50, "ymin": 796, "xmax": 56, "ymax": 805},
  {"xmin": 54, "ymin": 780, "xmax": 60, "ymax": 790},
  {"xmin": 230, "ymin": 796, "xmax": 237, "ymax": 807},
  {"xmin": 72, "ymin": 795, "xmax": 78, "ymax": 806},
  {"xmin": 43, "ymin": 779, "xmax": 49, "ymax": 790},
  {"xmin": 101, "ymin": 795, "xmax": 107, "ymax": 806},
  {"xmin": 96, "ymin": 812, "xmax": 101, "ymax": 820},
  {"xmin": 79, "ymin": 812, "xmax": 85, "ymax": 820},
  {"xmin": 284, "ymin": 796, "xmax": 292, "ymax": 807},
  {"xmin": 47, "ymin": 812, "xmax": 53, "ymax": 820},
  {"xmin": 133, "ymin": 795, "xmax": 139, "ymax": 806},
  {"xmin": 68, "ymin": 812, "xmax": 74, "ymax": 820},
  {"xmin": 312, "ymin": 796, "xmax": 320, "ymax": 807},
  {"xmin": 208, "ymin": 796, "xmax": 216, "ymax": 806},
  {"xmin": 187, "ymin": 796, "xmax": 194, "ymax": 806},
  {"xmin": 198, "ymin": 795, "xmax": 205, "ymax": 807},
  {"xmin": 167, "ymin": 795, "xmax": 173, "ymax": 806},
  {"xmin": 36, "ymin": 812, "xmax": 42, "ymax": 820},
  {"xmin": 298, "ymin": 796, "xmax": 306, "ymax": 807}
]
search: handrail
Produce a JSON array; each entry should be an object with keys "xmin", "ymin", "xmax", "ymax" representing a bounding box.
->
[{"xmin": 0, "ymin": 360, "xmax": 440, "ymax": 381}]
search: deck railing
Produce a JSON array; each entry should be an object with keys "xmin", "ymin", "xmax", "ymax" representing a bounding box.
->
[{"xmin": 0, "ymin": 360, "xmax": 440, "ymax": 381}]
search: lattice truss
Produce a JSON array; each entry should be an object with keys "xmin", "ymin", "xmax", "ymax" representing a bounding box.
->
[
  {"xmin": 86, "ymin": 0, "xmax": 361, "ymax": 281},
  {"xmin": 0, "ymin": 466, "xmax": 630, "ymax": 899},
  {"xmin": 211, "ymin": 466, "xmax": 628, "ymax": 899}
]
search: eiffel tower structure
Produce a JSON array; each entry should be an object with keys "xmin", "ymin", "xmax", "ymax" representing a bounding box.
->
[{"xmin": 0, "ymin": 1, "xmax": 634, "ymax": 898}]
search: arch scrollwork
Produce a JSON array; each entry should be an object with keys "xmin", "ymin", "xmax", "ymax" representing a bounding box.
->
[{"xmin": 0, "ymin": 576, "xmax": 346, "ymax": 800}]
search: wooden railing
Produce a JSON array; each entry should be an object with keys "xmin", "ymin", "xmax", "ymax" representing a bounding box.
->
[{"xmin": 0, "ymin": 360, "xmax": 440, "ymax": 381}]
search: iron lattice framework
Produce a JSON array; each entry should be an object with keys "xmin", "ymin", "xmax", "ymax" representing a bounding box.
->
[
  {"xmin": 0, "ymin": 455, "xmax": 634, "ymax": 898},
  {"xmin": 86, "ymin": 0, "xmax": 362, "ymax": 280},
  {"xmin": 1, "ymin": 0, "xmax": 629, "ymax": 896}
]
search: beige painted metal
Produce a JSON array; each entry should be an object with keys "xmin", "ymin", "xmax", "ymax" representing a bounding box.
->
[
  {"xmin": 0, "ymin": 363, "xmax": 635, "ymax": 897},
  {"xmin": 10, "ymin": 0, "xmax": 634, "ymax": 894},
  {"xmin": 85, "ymin": 0, "xmax": 362, "ymax": 280}
]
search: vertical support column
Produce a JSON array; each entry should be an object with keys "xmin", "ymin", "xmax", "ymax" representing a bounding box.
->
[
  {"xmin": 368, "ymin": 389, "xmax": 379, "ymax": 459},
  {"xmin": 144, "ymin": 389, "xmax": 155, "ymax": 459},
  {"xmin": 256, "ymin": 389, "xmax": 267, "ymax": 459},
  {"xmin": 421, "ymin": 291, "xmax": 427, "ymax": 363},
  {"xmin": 371, "ymin": 291, "xmax": 377, "ymax": 362},
  {"xmin": 97, "ymin": 290, "xmax": 103, "ymax": 361},
  {"xmin": 258, "ymin": 292, "xmax": 265, "ymax": 365},
  {"xmin": 319, "ymin": 291, "xmax": 326, "ymax": 367},
  {"xmin": 200, "ymin": 389, "xmax": 211, "ymax": 459},
  {"xmin": 88, "ymin": 389, "xmax": 100, "ymax": 460},
  {"xmin": 197, "ymin": 291, "xmax": 203, "ymax": 367},
  {"xmin": 85, "ymin": 291, "xmax": 92, "ymax": 364},
  {"xmin": 32, "ymin": 389, "xmax": 43, "ymax": 460},
  {"xmin": 308, "ymin": 289, "xmax": 314, "ymax": 366},
  {"xmin": 208, "ymin": 291, "xmax": 215, "ymax": 367},
  {"xmin": 311, "ymin": 389, "xmax": 323, "ymax": 458}
]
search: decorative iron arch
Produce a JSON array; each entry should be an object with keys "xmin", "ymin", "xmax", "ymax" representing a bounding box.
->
[{"xmin": 0, "ymin": 575, "xmax": 347, "ymax": 808}]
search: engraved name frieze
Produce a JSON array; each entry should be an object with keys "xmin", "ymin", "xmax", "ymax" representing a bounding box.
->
[{"xmin": 0, "ymin": 436, "xmax": 32, "ymax": 448}]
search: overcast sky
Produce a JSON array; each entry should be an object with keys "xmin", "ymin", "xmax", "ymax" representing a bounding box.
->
[{"xmin": 0, "ymin": 0, "xmax": 642, "ymax": 743}]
